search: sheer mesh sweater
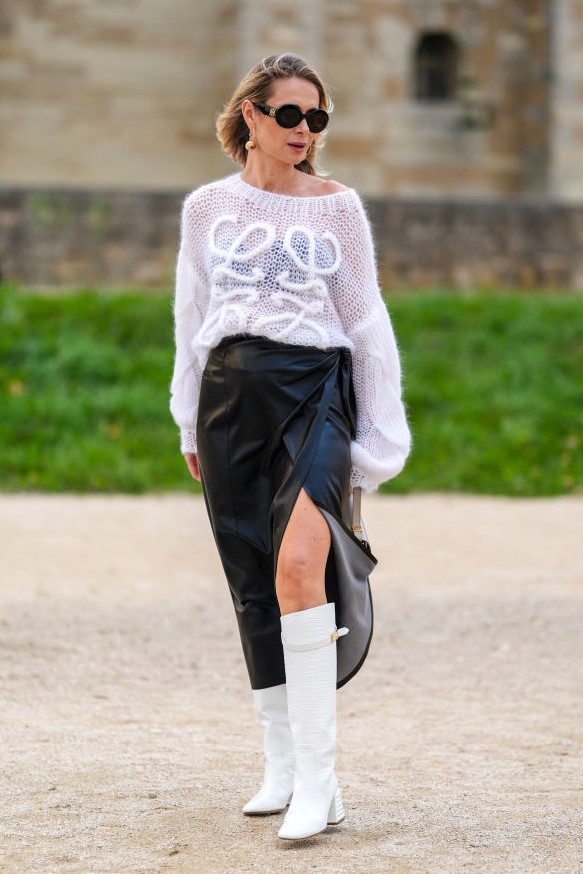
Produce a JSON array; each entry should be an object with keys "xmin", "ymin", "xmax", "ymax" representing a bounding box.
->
[{"xmin": 170, "ymin": 173, "xmax": 411, "ymax": 492}]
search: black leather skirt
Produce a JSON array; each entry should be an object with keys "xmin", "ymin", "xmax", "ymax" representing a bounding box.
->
[{"xmin": 196, "ymin": 334, "xmax": 375, "ymax": 691}]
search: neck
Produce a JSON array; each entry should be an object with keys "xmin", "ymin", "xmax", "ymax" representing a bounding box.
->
[{"xmin": 240, "ymin": 156, "xmax": 301, "ymax": 195}]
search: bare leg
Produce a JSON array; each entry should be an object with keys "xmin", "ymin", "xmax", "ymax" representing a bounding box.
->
[{"xmin": 276, "ymin": 488, "xmax": 331, "ymax": 616}]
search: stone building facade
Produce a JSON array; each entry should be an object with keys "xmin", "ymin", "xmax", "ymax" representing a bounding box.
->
[{"xmin": 1, "ymin": 0, "xmax": 583, "ymax": 201}]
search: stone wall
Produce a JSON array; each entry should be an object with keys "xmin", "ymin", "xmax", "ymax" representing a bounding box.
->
[
  {"xmin": 0, "ymin": 0, "xmax": 237, "ymax": 190},
  {"xmin": 367, "ymin": 196, "xmax": 583, "ymax": 290},
  {"xmin": 549, "ymin": 0, "xmax": 583, "ymax": 201},
  {"xmin": 2, "ymin": 188, "xmax": 582, "ymax": 290},
  {"xmin": 1, "ymin": 0, "xmax": 582, "ymax": 202},
  {"xmin": 0, "ymin": 189, "xmax": 183, "ymax": 288},
  {"xmin": 322, "ymin": 0, "xmax": 553, "ymax": 198}
]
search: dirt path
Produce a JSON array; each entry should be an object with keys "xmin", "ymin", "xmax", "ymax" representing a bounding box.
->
[{"xmin": 0, "ymin": 494, "xmax": 582, "ymax": 874}]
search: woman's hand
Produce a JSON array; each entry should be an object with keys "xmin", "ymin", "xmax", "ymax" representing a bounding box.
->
[{"xmin": 184, "ymin": 452, "xmax": 201, "ymax": 481}]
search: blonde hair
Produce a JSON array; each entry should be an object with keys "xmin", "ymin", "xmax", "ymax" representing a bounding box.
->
[{"xmin": 216, "ymin": 53, "xmax": 332, "ymax": 176}]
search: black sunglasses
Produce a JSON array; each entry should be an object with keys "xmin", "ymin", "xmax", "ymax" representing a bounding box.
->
[{"xmin": 253, "ymin": 102, "xmax": 329, "ymax": 134}]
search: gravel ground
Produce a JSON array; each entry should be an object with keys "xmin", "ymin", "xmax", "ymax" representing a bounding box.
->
[{"xmin": 0, "ymin": 493, "xmax": 582, "ymax": 874}]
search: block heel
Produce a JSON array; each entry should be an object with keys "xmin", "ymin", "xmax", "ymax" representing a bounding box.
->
[{"xmin": 327, "ymin": 787, "xmax": 345, "ymax": 825}]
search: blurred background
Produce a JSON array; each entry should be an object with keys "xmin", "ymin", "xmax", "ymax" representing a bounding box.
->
[
  {"xmin": 0, "ymin": 0, "xmax": 581, "ymax": 494},
  {"xmin": 2, "ymin": 0, "xmax": 583, "ymax": 288}
]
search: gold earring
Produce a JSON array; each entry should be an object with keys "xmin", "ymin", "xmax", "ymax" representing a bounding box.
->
[{"xmin": 245, "ymin": 130, "xmax": 256, "ymax": 151}]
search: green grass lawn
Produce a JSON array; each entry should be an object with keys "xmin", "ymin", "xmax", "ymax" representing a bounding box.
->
[
  {"xmin": 388, "ymin": 291, "xmax": 582, "ymax": 495},
  {"xmin": 1, "ymin": 284, "xmax": 582, "ymax": 495}
]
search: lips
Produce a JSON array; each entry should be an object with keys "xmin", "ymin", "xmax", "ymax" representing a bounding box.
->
[{"xmin": 288, "ymin": 142, "xmax": 307, "ymax": 152}]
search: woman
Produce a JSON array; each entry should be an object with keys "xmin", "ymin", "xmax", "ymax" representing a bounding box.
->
[{"xmin": 170, "ymin": 53, "xmax": 410, "ymax": 840}]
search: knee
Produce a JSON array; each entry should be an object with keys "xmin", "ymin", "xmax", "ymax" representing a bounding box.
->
[
  {"xmin": 276, "ymin": 499, "xmax": 330, "ymax": 612},
  {"xmin": 277, "ymin": 551, "xmax": 312, "ymax": 592},
  {"xmin": 276, "ymin": 548, "xmax": 327, "ymax": 614}
]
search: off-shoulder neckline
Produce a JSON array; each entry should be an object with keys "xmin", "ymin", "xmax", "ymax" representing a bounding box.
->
[{"xmin": 226, "ymin": 174, "xmax": 358, "ymax": 208}]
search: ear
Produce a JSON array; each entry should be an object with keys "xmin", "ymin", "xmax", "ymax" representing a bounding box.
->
[{"xmin": 241, "ymin": 99, "xmax": 256, "ymax": 131}]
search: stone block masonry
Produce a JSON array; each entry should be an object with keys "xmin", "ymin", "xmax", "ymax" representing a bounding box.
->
[
  {"xmin": 1, "ymin": 189, "xmax": 583, "ymax": 290},
  {"xmin": 367, "ymin": 196, "xmax": 583, "ymax": 290},
  {"xmin": 2, "ymin": 0, "xmax": 583, "ymax": 201},
  {"xmin": 0, "ymin": 189, "xmax": 183, "ymax": 289}
]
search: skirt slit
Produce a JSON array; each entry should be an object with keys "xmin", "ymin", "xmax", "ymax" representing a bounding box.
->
[{"xmin": 197, "ymin": 334, "xmax": 375, "ymax": 691}]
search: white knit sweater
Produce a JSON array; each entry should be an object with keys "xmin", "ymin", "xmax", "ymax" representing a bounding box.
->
[{"xmin": 170, "ymin": 173, "xmax": 411, "ymax": 492}]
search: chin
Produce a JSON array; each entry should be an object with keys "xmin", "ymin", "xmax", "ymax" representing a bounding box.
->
[{"xmin": 287, "ymin": 151, "xmax": 307, "ymax": 164}]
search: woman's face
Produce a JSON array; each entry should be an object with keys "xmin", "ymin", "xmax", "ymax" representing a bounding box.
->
[{"xmin": 246, "ymin": 76, "xmax": 321, "ymax": 167}]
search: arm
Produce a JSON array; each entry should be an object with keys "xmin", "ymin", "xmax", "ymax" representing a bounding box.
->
[
  {"xmin": 336, "ymin": 195, "xmax": 412, "ymax": 492},
  {"xmin": 169, "ymin": 194, "xmax": 209, "ymax": 459}
]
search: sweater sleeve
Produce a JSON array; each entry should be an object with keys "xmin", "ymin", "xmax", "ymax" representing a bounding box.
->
[
  {"xmin": 335, "ymin": 194, "xmax": 412, "ymax": 492},
  {"xmin": 169, "ymin": 194, "xmax": 210, "ymax": 454}
]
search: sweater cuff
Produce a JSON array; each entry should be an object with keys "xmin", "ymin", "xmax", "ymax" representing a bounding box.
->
[
  {"xmin": 350, "ymin": 439, "xmax": 409, "ymax": 493},
  {"xmin": 180, "ymin": 428, "xmax": 197, "ymax": 455},
  {"xmin": 350, "ymin": 467, "xmax": 377, "ymax": 494}
]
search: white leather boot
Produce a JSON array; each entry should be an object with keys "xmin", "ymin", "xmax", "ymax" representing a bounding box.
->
[
  {"xmin": 242, "ymin": 683, "xmax": 294, "ymax": 815},
  {"xmin": 278, "ymin": 602, "xmax": 348, "ymax": 840}
]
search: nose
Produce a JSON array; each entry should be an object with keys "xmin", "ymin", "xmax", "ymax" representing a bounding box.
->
[{"xmin": 294, "ymin": 118, "xmax": 310, "ymax": 133}]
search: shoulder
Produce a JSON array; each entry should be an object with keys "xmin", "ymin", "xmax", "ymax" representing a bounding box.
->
[
  {"xmin": 179, "ymin": 176, "xmax": 239, "ymax": 248},
  {"xmin": 317, "ymin": 178, "xmax": 351, "ymax": 195},
  {"xmin": 312, "ymin": 178, "xmax": 366, "ymax": 218},
  {"xmin": 307, "ymin": 177, "xmax": 351, "ymax": 196},
  {"xmin": 300, "ymin": 176, "xmax": 363, "ymax": 219},
  {"xmin": 182, "ymin": 174, "xmax": 238, "ymax": 215}
]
